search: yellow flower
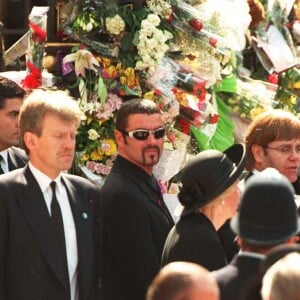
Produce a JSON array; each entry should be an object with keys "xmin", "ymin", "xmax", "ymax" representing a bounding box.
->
[
  {"xmin": 101, "ymin": 57, "xmax": 111, "ymax": 67},
  {"xmin": 102, "ymin": 139, "xmax": 117, "ymax": 156},
  {"xmin": 80, "ymin": 152, "xmax": 90, "ymax": 161},
  {"xmin": 144, "ymin": 90, "xmax": 155, "ymax": 100},
  {"xmin": 106, "ymin": 65, "xmax": 118, "ymax": 78},
  {"xmin": 249, "ymin": 106, "xmax": 265, "ymax": 120},
  {"xmin": 124, "ymin": 68, "xmax": 136, "ymax": 87},
  {"xmin": 120, "ymin": 76, "xmax": 127, "ymax": 85},
  {"xmin": 91, "ymin": 149, "xmax": 103, "ymax": 161},
  {"xmin": 63, "ymin": 49, "xmax": 99, "ymax": 78}
]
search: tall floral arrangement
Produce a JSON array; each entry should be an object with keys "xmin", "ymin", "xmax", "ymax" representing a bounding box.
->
[{"xmin": 58, "ymin": 0, "xmax": 258, "ymax": 184}]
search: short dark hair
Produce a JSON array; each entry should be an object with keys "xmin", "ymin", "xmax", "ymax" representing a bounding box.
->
[
  {"xmin": 0, "ymin": 76, "xmax": 26, "ymax": 109},
  {"xmin": 116, "ymin": 98, "xmax": 161, "ymax": 131}
]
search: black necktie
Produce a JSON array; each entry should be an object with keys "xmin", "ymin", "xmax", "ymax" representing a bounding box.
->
[
  {"xmin": 0, "ymin": 155, "xmax": 4, "ymax": 174},
  {"xmin": 50, "ymin": 181, "xmax": 69, "ymax": 281}
]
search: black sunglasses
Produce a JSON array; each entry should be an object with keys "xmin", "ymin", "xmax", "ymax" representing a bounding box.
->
[{"xmin": 120, "ymin": 127, "xmax": 166, "ymax": 140}]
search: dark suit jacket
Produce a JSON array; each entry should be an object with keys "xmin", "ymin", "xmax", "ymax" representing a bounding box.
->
[
  {"xmin": 0, "ymin": 166, "xmax": 101, "ymax": 300},
  {"xmin": 7, "ymin": 146, "xmax": 28, "ymax": 171},
  {"xmin": 213, "ymin": 253, "xmax": 264, "ymax": 300},
  {"xmin": 100, "ymin": 155, "xmax": 174, "ymax": 300},
  {"xmin": 162, "ymin": 212, "xmax": 228, "ymax": 271}
]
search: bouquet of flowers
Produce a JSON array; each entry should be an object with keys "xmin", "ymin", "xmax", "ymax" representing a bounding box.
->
[
  {"xmin": 63, "ymin": 47, "xmax": 142, "ymax": 178},
  {"xmin": 22, "ymin": 6, "xmax": 49, "ymax": 89}
]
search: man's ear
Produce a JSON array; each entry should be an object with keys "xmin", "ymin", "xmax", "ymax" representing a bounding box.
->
[
  {"xmin": 252, "ymin": 144, "xmax": 265, "ymax": 164},
  {"xmin": 23, "ymin": 132, "xmax": 37, "ymax": 151},
  {"xmin": 115, "ymin": 129, "xmax": 126, "ymax": 148}
]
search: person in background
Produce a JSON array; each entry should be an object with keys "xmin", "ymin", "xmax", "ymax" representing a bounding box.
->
[
  {"xmin": 261, "ymin": 252, "xmax": 300, "ymax": 300},
  {"xmin": 0, "ymin": 89, "xmax": 101, "ymax": 300},
  {"xmin": 244, "ymin": 109, "xmax": 300, "ymax": 192},
  {"xmin": 0, "ymin": 76, "xmax": 27, "ymax": 174},
  {"xmin": 161, "ymin": 143, "xmax": 246, "ymax": 271},
  {"xmin": 146, "ymin": 261, "xmax": 220, "ymax": 300},
  {"xmin": 213, "ymin": 168, "xmax": 300, "ymax": 300},
  {"xmin": 100, "ymin": 98, "xmax": 174, "ymax": 300}
]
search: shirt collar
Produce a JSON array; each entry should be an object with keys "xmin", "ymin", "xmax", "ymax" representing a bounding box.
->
[{"xmin": 28, "ymin": 161, "xmax": 62, "ymax": 193}]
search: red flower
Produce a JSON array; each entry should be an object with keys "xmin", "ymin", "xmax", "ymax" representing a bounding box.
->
[
  {"xmin": 209, "ymin": 114, "xmax": 219, "ymax": 124},
  {"xmin": 166, "ymin": 10, "xmax": 173, "ymax": 23},
  {"xmin": 154, "ymin": 89, "xmax": 162, "ymax": 96},
  {"xmin": 22, "ymin": 61, "xmax": 42, "ymax": 89},
  {"xmin": 29, "ymin": 20, "xmax": 47, "ymax": 43},
  {"xmin": 267, "ymin": 73, "xmax": 279, "ymax": 84},
  {"xmin": 209, "ymin": 37, "xmax": 218, "ymax": 47},
  {"xmin": 188, "ymin": 18, "xmax": 203, "ymax": 31},
  {"xmin": 193, "ymin": 81, "xmax": 206, "ymax": 101},
  {"xmin": 177, "ymin": 117, "xmax": 190, "ymax": 135}
]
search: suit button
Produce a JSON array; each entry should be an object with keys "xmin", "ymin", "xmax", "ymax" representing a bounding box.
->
[{"xmin": 29, "ymin": 268, "xmax": 36, "ymax": 275}]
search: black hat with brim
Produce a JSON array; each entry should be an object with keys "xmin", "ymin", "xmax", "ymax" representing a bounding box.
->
[{"xmin": 180, "ymin": 143, "xmax": 246, "ymax": 217}]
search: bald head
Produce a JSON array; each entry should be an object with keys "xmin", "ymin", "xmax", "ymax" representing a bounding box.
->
[{"xmin": 146, "ymin": 262, "xmax": 220, "ymax": 300}]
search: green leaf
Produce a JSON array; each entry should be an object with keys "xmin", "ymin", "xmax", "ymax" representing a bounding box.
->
[
  {"xmin": 98, "ymin": 76, "xmax": 107, "ymax": 106},
  {"xmin": 120, "ymin": 32, "xmax": 135, "ymax": 51}
]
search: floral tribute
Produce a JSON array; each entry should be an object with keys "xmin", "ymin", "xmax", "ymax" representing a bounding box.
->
[
  {"xmin": 63, "ymin": 47, "xmax": 142, "ymax": 178},
  {"xmin": 22, "ymin": 6, "xmax": 49, "ymax": 89},
  {"xmin": 58, "ymin": 0, "xmax": 263, "ymax": 182}
]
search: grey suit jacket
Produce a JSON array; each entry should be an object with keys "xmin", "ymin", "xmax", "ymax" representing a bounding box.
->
[{"xmin": 0, "ymin": 166, "xmax": 101, "ymax": 300}]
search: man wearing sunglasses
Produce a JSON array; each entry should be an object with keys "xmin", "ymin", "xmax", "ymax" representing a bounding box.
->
[{"xmin": 99, "ymin": 98, "xmax": 174, "ymax": 300}]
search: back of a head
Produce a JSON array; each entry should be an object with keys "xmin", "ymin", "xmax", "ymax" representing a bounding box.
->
[
  {"xmin": 146, "ymin": 262, "xmax": 219, "ymax": 300},
  {"xmin": 231, "ymin": 168, "xmax": 300, "ymax": 246},
  {"xmin": 261, "ymin": 252, "xmax": 300, "ymax": 300},
  {"xmin": 244, "ymin": 109, "xmax": 300, "ymax": 171}
]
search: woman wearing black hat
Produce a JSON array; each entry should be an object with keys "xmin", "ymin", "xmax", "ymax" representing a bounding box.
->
[{"xmin": 161, "ymin": 143, "xmax": 246, "ymax": 271}]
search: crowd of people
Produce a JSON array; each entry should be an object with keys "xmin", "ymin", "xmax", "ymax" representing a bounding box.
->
[{"xmin": 0, "ymin": 74, "xmax": 300, "ymax": 300}]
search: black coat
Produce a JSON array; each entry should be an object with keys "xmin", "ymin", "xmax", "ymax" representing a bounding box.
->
[
  {"xmin": 7, "ymin": 146, "xmax": 28, "ymax": 171},
  {"xmin": 100, "ymin": 155, "xmax": 174, "ymax": 300},
  {"xmin": 162, "ymin": 212, "xmax": 228, "ymax": 271},
  {"xmin": 213, "ymin": 253, "xmax": 264, "ymax": 300},
  {"xmin": 0, "ymin": 166, "xmax": 101, "ymax": 300}
]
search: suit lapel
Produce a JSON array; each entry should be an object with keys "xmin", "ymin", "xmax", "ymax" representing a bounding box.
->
[
  {"xmin": 62, "ymin": 176, "xmax": 93, "ymax": 300},
  {"xmin": 7, "ymin": 147, "xmax": 26, "ymax": 171},
  {"xmin": 17, "ymin": 167, "xmax": 70, "ymax": 295},
  {"xmin": 127, "ymin": 171, "xmax": 174, "ymax": 225}
]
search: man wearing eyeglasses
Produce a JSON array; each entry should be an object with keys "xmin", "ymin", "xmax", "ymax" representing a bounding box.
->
[
  {"xmin": 99, "ymin": 98, "xmax": 174, "ymax": 300},
  {"xmin": 244, "ymin": 109, "xmax": 300, "ymax": 192},
  {"xmin": 220, "ymin": 109, "xmax": 300, "ymax": 264}
]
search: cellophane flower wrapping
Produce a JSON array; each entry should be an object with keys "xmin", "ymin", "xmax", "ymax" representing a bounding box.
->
[{"xmin": 22, "ymin": 6, "xmax": 49, "ymax": 89}]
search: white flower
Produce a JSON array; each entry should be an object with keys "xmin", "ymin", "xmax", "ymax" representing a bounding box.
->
[
  {"xmin": 105, "ymin": 15, "xmax": 125, "ymax": 35},
  {"xmin": 136, "ymin": 13, "xmax": 172, "ymax": 71},
  {"xmin": 88, "ymin": 129, "xmax": 100, "ymax": 140}
]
